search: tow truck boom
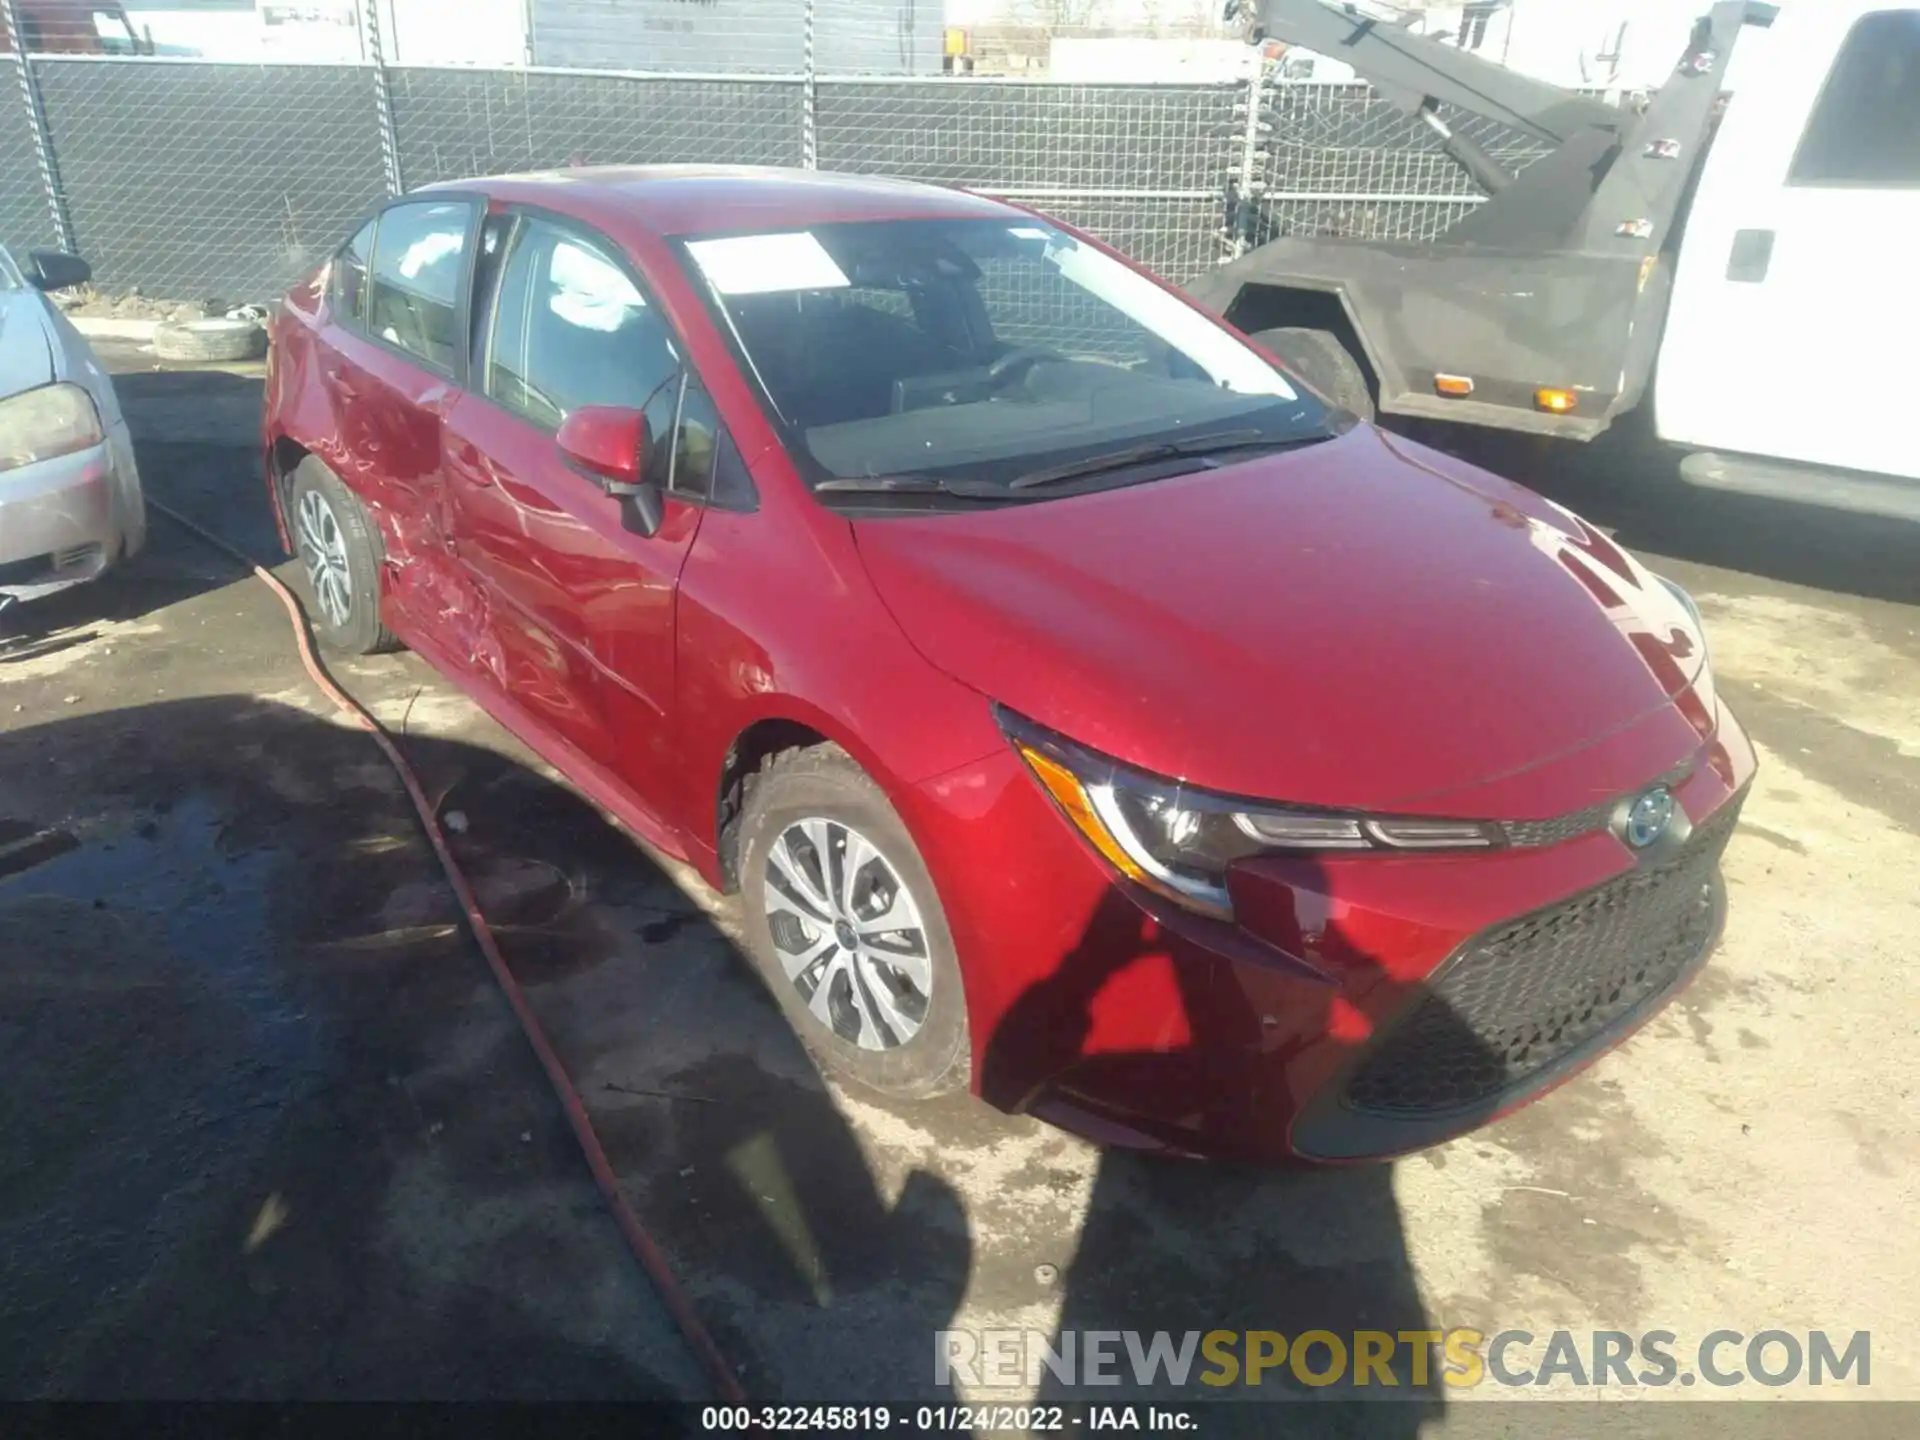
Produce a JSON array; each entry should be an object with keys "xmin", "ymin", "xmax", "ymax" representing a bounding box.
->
[{"xmin": 1189, "ymin": 0, "xmax": 1777, "ymax": 438}]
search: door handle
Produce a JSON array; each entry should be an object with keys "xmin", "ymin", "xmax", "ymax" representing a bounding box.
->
[{"xmin": 1726, "ymin": 228, "xmax": 1774, "ymax": 284}]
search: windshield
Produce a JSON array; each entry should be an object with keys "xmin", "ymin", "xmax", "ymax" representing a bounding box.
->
[
  {"xmin": 677, "ymin": 218, "xmax": 1330, "ymax": 498},
  {"xmin": 0, "ymin": 247, "xmax": 22, "ymax": 292}
]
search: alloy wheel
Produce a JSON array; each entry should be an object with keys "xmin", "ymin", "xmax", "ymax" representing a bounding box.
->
[
  {"xmin": 294, "ymin": 488, "xmax": 353, "ymax": 630},
  {"xmin": 761, "ymin": 817, "xmax": 934, "ymax": 1051}
]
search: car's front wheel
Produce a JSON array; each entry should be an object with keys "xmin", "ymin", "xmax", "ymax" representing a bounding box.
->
[
  {"xmin": 286, "ymin": 457, "xmax": 397, "ymax": 656},
  {"xmin": 737, "ymin": 746, "xmax": 970, "ymax": 1099}
]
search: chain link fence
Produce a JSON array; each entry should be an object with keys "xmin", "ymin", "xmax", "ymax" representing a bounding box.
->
[
  {"xmin": 0, "ymin": 28, "xmax": 1558, "ymax": 302},
  {"xmin": 32, "ymin": 58, "xmax": 388, "ymax": 299},
  {"xmin": 1249, "ymin": 86, "xmax": 1550, "ymax": 244},
  {"xmin": 0, "ymin": 56, "xmax": 58, "ymax": 253},
  {"xmin": 389, "ymin": 68, "xmax": 808, "ymax": 184}
]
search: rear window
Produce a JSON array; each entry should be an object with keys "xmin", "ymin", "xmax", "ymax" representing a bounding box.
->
[
  {"xmin": 1789, "ymin": 9, "xmax": 1920, "ymax": 188},
  {"xmin": 367, "ymin": 200, "xmax": 472, "ymax": 372}
]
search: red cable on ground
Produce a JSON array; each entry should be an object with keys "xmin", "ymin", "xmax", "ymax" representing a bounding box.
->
[{"xmin": 151, "ymin": 499, "xmax": 748, "ymax": 1406}]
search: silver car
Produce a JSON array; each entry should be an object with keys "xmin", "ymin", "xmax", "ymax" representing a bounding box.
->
[{"xmin": 0, "ymin": 244, "xmax": 145, "ymax": 606}]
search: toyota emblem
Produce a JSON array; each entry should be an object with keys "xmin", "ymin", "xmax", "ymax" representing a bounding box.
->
[{"xmin": 1623, "ymin": 786, "xmax": 1676, "ymax": 849}]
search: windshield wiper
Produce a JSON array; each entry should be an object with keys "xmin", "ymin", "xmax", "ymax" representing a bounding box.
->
[
  {"xmin": 1007, "ymin": 428, "xmax": 1328, "ymax": 491},
  {"xmin": 814, "ymin": 474, "xmax": 1014, "ymax": 499}
]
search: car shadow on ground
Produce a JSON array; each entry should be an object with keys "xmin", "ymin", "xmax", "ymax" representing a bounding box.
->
[
  {"xmin": 0, "ymin": 695, "xmax": 787, "ymax": 1405},
  {"xmin": 344, "ymin": 678, "xmax": 1489, "ymax": 1424},
  {"xmin": 0, "ymin": 688, "xmax": 1492, "ymax": 1426},
  {"xmin": 977, "ymin": 883, "xmax": 1511, "ymax": 1434}
]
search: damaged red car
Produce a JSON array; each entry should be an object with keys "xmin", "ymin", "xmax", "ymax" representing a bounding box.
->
[{"xmin": 262, "ymin": 166, "xmax": 1752, "ymax": 1162}]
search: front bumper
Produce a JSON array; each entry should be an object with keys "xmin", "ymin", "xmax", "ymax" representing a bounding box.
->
[
  {"xmin": 909, "ymin": 700, "xmax": 1757, "ymax": 1164},
  {"xmin": 0, "ymin": 420, "xmax": 145, "ymax": 601}
]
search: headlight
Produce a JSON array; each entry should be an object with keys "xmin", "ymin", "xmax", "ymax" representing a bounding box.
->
[
  {"xmin": 1000, "ymin": 709, "xmax": 1500, "ymax": 920},
  {"xmin": 0, "ymin": 383, "xmax": 104, "ymax": 474}
]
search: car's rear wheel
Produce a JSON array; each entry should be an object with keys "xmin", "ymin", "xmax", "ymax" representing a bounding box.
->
[
  {"xmin": 737, "ymin": 746, "xmax": 970, "ymax": 1099},
  {"xmin": 286, "ymin": 457, "xmax": 397, "ymax": 656}
]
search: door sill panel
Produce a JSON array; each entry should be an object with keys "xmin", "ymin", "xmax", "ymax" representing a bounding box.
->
[{"xmin": 383, "ymin": 605, "xmax": 695, "ymax": 867}]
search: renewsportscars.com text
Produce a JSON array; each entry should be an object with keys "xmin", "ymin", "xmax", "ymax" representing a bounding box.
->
[{"xmin": 935, "ymin": 1328, "xmax": 1871, "ymax": 1391}]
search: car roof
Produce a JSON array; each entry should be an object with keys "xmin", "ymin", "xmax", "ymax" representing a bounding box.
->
[{"xmin": 422, "ymin": 165, "xmax": 1022, "ymax": 240}]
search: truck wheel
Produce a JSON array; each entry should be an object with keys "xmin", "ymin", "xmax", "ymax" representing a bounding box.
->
[{"xmin": 1251, "ymin": 327, "xmax": 1375, "ymax": 423}]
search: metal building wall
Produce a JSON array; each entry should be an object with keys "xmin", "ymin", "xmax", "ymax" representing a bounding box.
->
[{"xmin": 529, "ymin": 0, "xmax": 939, "ymax": 76}]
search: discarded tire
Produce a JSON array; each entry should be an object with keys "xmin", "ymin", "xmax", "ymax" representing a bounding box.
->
[{"xmin": 151, "ymin": 316, "xmax": 266, "ymax": 363}]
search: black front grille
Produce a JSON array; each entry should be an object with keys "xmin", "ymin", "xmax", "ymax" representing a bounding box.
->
[
  {"xmin": 1499, "ymin": 800, "xmax": 1616, "ymax": 849},
  {"xmin": 1346, "ymin": 793, "xmax": 1744, "ymax": 1119},
  {"xmin": 1499, "ymin": 756, "xmax": 1697, "ymax": 849}
]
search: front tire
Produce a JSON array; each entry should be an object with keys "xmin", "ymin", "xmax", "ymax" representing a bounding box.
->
[
  {"xmin": 738, "ymin": 746, "xmax": 970, "ymax": 1099},
  {"xmin": 286, "ymin": 457, "xmax": 397, "ymax": 656}
]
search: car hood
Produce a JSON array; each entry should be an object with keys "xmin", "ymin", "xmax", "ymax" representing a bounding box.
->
[
  {"xmin": 852, "ymin": 424, "xmax": 1713, "ymax": 815},
  {"xmin": 0, "ymin": 290, "xmax": 57, "ymax": 397}
]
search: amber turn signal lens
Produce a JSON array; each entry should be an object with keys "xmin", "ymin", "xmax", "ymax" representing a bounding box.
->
[
  {"xmin": 1434, "ymin": 374, "xmax": 1474, "ymax": 398},
  {"xmin": 1535, "ymin": 388, "xmax": 1579, "ymax": 413},
  {"xmin": 1014, "ymin": 743, "xmax": 1151, "ymax": 885}
]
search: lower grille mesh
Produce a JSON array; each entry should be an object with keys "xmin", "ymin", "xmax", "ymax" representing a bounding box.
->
[{"xmin": 1346, "ymin": 794, "xmax": 1744, "ymax": 1118}]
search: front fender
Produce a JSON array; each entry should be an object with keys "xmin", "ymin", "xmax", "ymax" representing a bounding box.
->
[{"xmin": 669, "ymin": 501, "xmax": 1007, "ymax": 890}]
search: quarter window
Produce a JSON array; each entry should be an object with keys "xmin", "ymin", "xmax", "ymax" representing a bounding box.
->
[
  {"xmin": 672, "ymin": 379, "xmax": 721, "ymax": 500},
  {"xmin": 333, "ymin": 218, "xmax": 374, "ymax": 327},
  {"xmin": 367, "ymin": 200, "xmax": 472, "ymax": 371},
  {"xmin": 1789, "ymin": 10, "xmax": 1920, "ymax": 188}
]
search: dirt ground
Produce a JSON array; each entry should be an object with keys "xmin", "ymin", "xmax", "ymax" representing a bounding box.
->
[{"xmin": 3, "ymin": 340, "xmax": 1916, "ymax": 1431}]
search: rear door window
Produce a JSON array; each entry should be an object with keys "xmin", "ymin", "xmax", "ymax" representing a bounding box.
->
[
  {"xmin": 1789, "ymin": 9, "xmax": 1920, "ymax": 188},
  {"xmin": 366, "ymin": 199, "xmax": 474, "ymax": 373}
]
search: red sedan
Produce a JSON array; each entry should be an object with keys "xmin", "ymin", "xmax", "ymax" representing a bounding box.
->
[{"xmin": 262, "ymin": 166, "xmax": 1753, "ymax": 1163}]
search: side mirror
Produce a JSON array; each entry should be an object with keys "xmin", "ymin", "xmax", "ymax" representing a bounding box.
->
[
  {"xmin": 27, "ymin": 250, "xmax": 92, "ymax": 293},
  {"xmin": 556, "ymin": 405, "xmax": 663, "ymax": 537}
]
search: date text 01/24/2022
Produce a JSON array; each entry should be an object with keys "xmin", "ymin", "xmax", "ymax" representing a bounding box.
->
[{"xmin": 699, "ymin": 1405, "xmax": 1199, "ymax": 1431}]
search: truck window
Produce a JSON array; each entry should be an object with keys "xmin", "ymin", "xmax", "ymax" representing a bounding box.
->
[{"xmin": 1788, "ymin": 9, "xmax": 1920, "ymax": 188}]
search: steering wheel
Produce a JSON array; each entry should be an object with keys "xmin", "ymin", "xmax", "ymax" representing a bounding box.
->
[{"xmin": 985, "ymin": 345, "xmax": 1063, "ymax": 390}]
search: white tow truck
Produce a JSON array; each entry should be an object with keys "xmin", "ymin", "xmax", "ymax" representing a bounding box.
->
[{"xmin": 1191, "ymin": 0, "xmax": 1920, "ymax": 521}]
